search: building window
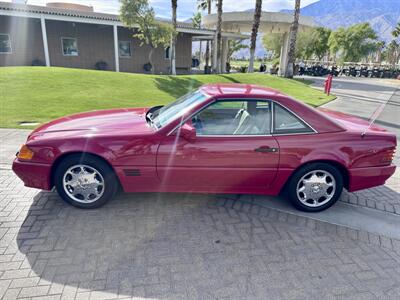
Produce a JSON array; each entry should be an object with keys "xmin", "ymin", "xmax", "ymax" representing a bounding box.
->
[
  {"xmin": 0, "ymin": 34, "xmax": 12, "ymax": 54},
  {"xmin": 119, "ymin": 41, "xmax": 131, "ymax": 57},
  {"xmin": 165, "ymin": 46, "xmax": 170, "ymax": 59},
  {"xmin": 62, "ymin": 37, "xmax": 78, "ymax": 56}
]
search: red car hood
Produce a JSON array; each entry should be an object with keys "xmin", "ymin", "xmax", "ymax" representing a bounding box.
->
[
  {"xmin": 30, "ymin": 108, "xmax": 151, "ymax": 138},
  {"xmin": 318, "ymin": 108, "xmax": 388, "ymax": 133}
]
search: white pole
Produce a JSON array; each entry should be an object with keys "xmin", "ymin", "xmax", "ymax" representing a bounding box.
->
[
  {"xmin": 221, "ymin": 38, "xmax": 229, "ymax": 73},
  {"xmin": 40, "ymin": 15, "xmax": 50, "ymax": 67},
  {"xmin": 212, "ymin": 34, "xmax": 218, "ymax": 72},
  {"xmin": 113, "ymin": 24, "xmax": 120, "ymax": 72},
  {"xmin": 199, "ymin": 40, "xmax": 202, "ymax": 68}
]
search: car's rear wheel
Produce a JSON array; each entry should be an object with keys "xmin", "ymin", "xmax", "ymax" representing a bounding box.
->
[
  {"xmin": 54, "ymin": 154, "xmax": 118, "ymax": 209},
  {"xmin": 286, "ymin": 163, "xmax": 343, "ymax": 212}
]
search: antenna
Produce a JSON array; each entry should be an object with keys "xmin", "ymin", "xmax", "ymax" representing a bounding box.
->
[{"xmin": 361, "ymin": 89, "xmax": 394, "ymax": 137}]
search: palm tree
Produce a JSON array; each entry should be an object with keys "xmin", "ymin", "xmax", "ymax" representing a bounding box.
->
[
  {"xmin": 215, "ymin": 0, "xmax": 223, "ymax": 73},
  {"xmin": 198, "ymin": 0, "xmax": 213, "ymax": 71},
  {"xmin": 248, "ymin": 0, "xmax": 262, "ymax": 73},
  {"xmin": 375, "ymin": 41, "xmax": 385, "ymax": 63},
  {"xmin": 227, "ymin": 39, "xmax": 248, "ymax": 64},
  {"xmin": 285, "ymin": 0, "xmax": 301, "ymax": 78},
  {"xmin": 191, "ymin": 12, "xmax": 202, "ymax": 28},
  {"xmin": 170, "ymin": 0, "xmax": 177, "ymax": 75},
  {"xmin": 386, "ymin": 40, "xmax": 400, "ymax": 65},
  {"xmin": 392, "ymin": 22, "xmax": 400, "ymax": 38},
  {"xmin": 191, "ymin": 12, "xmax": 203, "ymax": 66}
]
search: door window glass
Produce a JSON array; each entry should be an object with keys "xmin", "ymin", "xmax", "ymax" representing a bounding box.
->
[{"xmin": 193, "ymin": 100, "xmax": 271, "ymax": 136}]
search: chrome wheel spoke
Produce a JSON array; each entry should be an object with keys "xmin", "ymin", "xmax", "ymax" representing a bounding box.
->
[
  {"xmin": 296, "ymin": 169, "xmax": 336, "ymax": 208},
  {"xmin": 62, "ymin": 164, "xmax": 105, "ymax": 204}
]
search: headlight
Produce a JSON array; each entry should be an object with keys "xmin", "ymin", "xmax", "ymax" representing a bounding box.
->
[{"xmin": 17, "ymin": 145, "xmax": 34, "ymax": 160}]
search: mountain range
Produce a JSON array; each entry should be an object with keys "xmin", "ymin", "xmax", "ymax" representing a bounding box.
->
[
  {"xmin": 232, "ymin": 0, "xmax": 400, "ymax": 58},
  {"xmin": 282, "ymin": 0, "xmax": 400, "ymax": 43}
]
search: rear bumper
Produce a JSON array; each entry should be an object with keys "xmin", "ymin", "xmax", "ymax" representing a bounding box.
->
[
  {"xmin": 12, "ymin": 158, "xmax": 53, "ymax": 190},
  {"xmin": 348, "ymin": 164, "xmax": 396, "ymax": 192}
]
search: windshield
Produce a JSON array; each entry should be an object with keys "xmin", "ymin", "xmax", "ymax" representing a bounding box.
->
[{"xmin": 152, "ymin": 90, "xmax": 208, "ymax": 129}]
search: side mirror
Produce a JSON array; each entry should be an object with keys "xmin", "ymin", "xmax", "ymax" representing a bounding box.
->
[{"xmin": 176, "ymin": 121, "xmax": 196, "ymax": 142}]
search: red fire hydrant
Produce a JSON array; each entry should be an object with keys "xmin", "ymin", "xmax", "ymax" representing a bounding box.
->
[{"xmin": 324, "ymin": 74, "xmax": 333, "ymax": 96}]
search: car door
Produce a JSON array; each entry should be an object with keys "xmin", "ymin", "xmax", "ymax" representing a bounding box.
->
[{"xmin": 156, "ymin": 99, "xmax": 280, "ymax": 193}]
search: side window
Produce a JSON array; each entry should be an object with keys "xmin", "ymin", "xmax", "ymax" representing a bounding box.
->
[
  {"xmin": 273, "ymin": 103, "xmax": 313, "ymax": 134},
  {"xmin": 62, "ymin": 37, "xmax": 78, "ymax": 56},
  {"xmin": 0, "ymin": 34, "xmax": 12, "ymax": 54},
  {"xmin": 165, "ymin": 46, "xmax": 170, "ymax": 59},
  {"xmin": 193, "ymin": 100, "xmax": 271, "ymax": 136},
  {"xmin": 119, "ymin": 41, "xmax": 131, "ymax": 57}
]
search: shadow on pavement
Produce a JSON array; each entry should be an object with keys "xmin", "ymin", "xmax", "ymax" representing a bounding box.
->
[
  {"xmin": 15, "ymin": 187, "xmax": 400, "ymax": 298},
  {"xmin": 15, "ymin": 191, "xmax": 285, "ymax": 298}
]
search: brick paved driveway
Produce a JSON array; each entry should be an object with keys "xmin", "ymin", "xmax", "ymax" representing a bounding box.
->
[{"xmin": 1, "ymin": 129, "xmax": 400, "ymax": 299}]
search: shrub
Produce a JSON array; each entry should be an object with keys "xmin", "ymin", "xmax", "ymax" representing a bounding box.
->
[
  {"xmin": 95, "ymin": 61, "xmax": 108, "ymax": 71},
  {"xmin": 31, "ymin": 59, "xmax": 45, "ymax": 66}
]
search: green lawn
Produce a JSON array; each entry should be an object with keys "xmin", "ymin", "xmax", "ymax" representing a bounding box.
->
[{"xmin": 0, "ymin": 67, "xmax": 334, "ymax": 128}]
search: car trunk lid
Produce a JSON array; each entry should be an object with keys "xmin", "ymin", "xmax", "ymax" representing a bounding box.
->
[{"xmin": 317, "ymin": 108, "xmax": 388, "ymax": 134}]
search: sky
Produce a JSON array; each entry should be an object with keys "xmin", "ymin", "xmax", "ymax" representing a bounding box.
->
[{"xmin": 6, "ymin": 0, "xmax": 320, "ymax": 20}]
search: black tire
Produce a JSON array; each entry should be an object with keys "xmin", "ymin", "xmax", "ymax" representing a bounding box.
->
[
  {"xmin": 54, "ymin": 154, "xmax": 118, "ymax": 209},
  {"xmin": 286, "ymin": 163, "xmax": 343, "ymax": 212}
]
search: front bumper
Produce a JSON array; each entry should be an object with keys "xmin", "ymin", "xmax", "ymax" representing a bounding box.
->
[
  {"xmin": 348, "ymin": 164, "xmax": 396, "ymax": 192},
  {"xmin": 12, "ymin": 158, "xmax": 53, "ymax": 190}
]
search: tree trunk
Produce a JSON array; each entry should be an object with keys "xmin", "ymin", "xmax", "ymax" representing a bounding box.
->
[
  {"xmin": 248, "ymin": 0, "xmax": 262, "ymax": 73},
  {"xmin": 170, "ymin": 0, "xmax": 177, "ymax": 75},
  {"xmin": 285, "ymin": 0, "xmax": 301, "ymax": 78},
  {"xmin": 215, "ymin": 0, "xmax": 223, "ymax": 73},
  {"xmin": 148, "ymin": 48, "xmax": 155, "ymax": 74}
]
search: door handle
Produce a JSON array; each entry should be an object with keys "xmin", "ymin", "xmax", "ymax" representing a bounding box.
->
[{"xmin": 254, "ymin": 146, "xmax": 278, "ymax": 153}]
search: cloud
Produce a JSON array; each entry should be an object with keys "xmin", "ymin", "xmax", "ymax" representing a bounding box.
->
[{"xmin": 12, "ymin": 0, "xmax": 319, "ymax": 20}]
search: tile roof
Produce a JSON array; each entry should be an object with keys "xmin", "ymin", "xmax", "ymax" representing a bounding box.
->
[{"xmin": 0, "ymin": 1, "xmax": 211, "ymax": 31}]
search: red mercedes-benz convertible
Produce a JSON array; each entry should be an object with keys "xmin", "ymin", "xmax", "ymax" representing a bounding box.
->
[{"xmin": 13, "ymin": 84, "xmax": 396, "ymax": 212}]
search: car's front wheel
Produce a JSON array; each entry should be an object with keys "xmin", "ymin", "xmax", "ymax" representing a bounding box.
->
[
  {"xmin": 54, "ymin": 154, "xmax": 118, "ymax": 209},
  {"xmin": 286, "ymin": 163, "xmax": 343, "ymax": 212}
]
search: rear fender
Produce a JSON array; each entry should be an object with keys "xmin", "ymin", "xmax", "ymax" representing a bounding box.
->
[{"xmin": 300, "ymin": 150, "xmax": 349, "ymax": 168}]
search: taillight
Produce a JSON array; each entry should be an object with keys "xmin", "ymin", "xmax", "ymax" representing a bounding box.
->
[{"xmin": 381, "ymin": 147, "xmax": 396, "ymax": 164}]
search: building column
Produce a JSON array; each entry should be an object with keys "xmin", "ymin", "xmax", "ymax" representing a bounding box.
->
[
  {"xmin": 113, "ymin": 25, "xmax": 120, "ymax": 72},
  {"xmin": 279, "ymin": 32, "xmax": 289, "ymax": 76},
  {"xmin": 40, "ymin": 15, "xmax": 50, "ymax": 67},
  {"xmin": 221, "ymin": 38, "xmax": 229, "ymax": 73},
  {"xmin": 212, "ymin": 34, "xmax": 218, "ymax": 72}
]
